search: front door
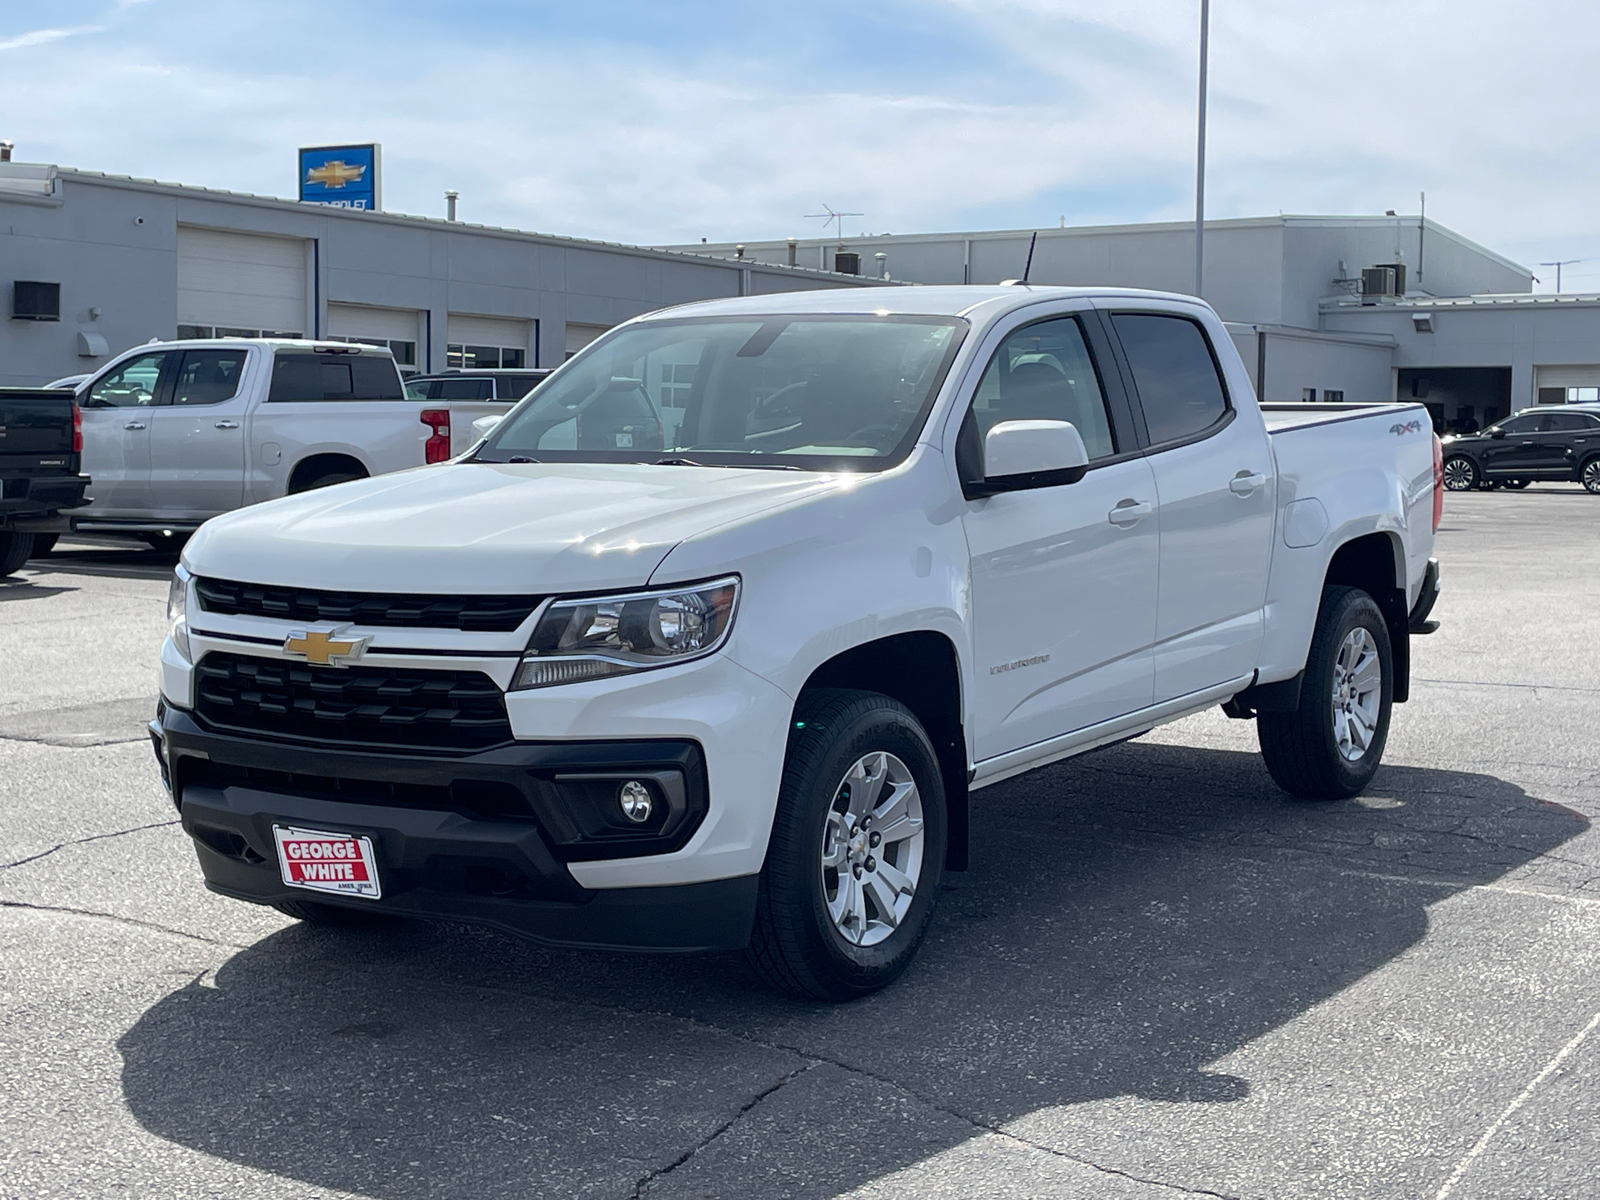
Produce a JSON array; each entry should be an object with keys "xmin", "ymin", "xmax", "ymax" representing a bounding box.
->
[
  {"xmin": 1479, "ymin": 412, "xmax": 1543, "ymax": 477},
  {"xmin": 1107, "ymin": 311, "xmax": 1275, "ymax": 703},
  {"xmin": 962, "ymin": 312, "xmax": 1160, "ymax": 762},
  {"xmin": 76, "ymin": 350, "xmax": 172, "ymax": 516},
  {"xmin": 148, "ymin": 347, "xmax": 250, "ymax": 517}
]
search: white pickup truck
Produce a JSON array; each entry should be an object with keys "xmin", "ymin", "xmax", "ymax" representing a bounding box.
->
[
  {"xmin": 61, "ymin": 338, "xmax": 470, "ymax": 545},
  {"xmin": 151, "ymin": 286, "xmax": 1443, "ymax": 999}
]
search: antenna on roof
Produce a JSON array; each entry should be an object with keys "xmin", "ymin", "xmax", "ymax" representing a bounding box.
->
[
  {"xmin": 804, "ymin": 203, "xmax": 863, "ymax": 241},
  {"xmin": 1022, "ymin": 231, "xmax": 1038, "ymax": 284}
]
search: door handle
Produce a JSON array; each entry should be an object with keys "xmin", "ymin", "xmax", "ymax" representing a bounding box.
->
[
  {"xmin": 122, "ymin": 421, "xmax": 146, "ymax": 431},
  {"xmin": 214, "ymin": 420, "xmax": 240, "ymax": 430},
  {"xmin": 1229, "ymin": 471, "xmax": 1268, "ymax": 495},
  {"xmin": 1108, "ymin": 499, "xmax": 1153, "ymax": 526}
]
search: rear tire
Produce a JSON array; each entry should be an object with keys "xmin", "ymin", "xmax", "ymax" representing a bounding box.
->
[
  {"xmin": 1441, "ymin": 456, "xmax": 1477, "ymax": 491},
  {"xmin": 274, "ymin": 898, "xmax": 398, "ymax": 928},
  {"xmin": 0, "ymin": 532, "xmax": 36, "ymax": 577},
  {"xmin": 1258, "ymin": 586, "xmax": 1393, "ymax": 800},
  {"xmin": 745, "ymin": 689, "xmax": 946, "ymax": 1000},
  {"xmin": 1502, "ymin": 479, "xmax": 1530, "ymax": 490},
  {"xmin": 141, "ymin": 531, "xmax": 189, "ymax": 553},
  {"xmin": 1583, "ymin": 457, "xmax": 1600, "ymax": 494}
]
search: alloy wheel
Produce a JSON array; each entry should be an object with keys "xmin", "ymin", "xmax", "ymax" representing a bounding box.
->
[
  {"xmin": 819, "ymin": 751, "xmax": 925, "ymax": 947},
  {"xmin": 1442, "ymin": 458, "xmax": 1476, "ymax": 491},
  {"xmin": 1330, "ymin": 627, "xmax": 1382, "ymax": 763}
]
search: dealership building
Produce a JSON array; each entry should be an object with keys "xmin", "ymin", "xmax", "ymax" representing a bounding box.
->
[
  {"xmin": 7, "ymin": 152, "xmax": 1600, "ymax": 435},
  {"xmin": 671, "ymin": 220, "xmax": 1600, "ymax": 431},
  {"xmin": 0, "ymin": 159, "xmax": 883, "ymax": 388}
]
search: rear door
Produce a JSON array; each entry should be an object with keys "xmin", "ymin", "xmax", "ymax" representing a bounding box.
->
[
  {"xmin": 1536, "ymin": 411, "xmax": 1600, "ymax": 475},
  {"xmin": 148, "ymin": 346, "xmax": 252, "ymax": 517},
  {"xmin": 1105, "ymin": 308, "xmax": 1275, "ymax": 703},
  {"xmin": 76, "ymin": 350, "xmax": 173, "ymax": 515}
]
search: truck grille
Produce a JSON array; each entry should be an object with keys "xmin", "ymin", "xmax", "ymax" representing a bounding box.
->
[
  {"xmin": 194, "ymin": 577, "xmax": 542, "ymax": 632},
  {"xmin": 194, "ymin": 652, "xmax": 513, "ymax": 752}
]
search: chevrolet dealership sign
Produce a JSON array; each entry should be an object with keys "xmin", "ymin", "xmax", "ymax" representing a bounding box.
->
[{"xmin": 298, "ymin": 144, "xmax": 381, "ymax": 211}]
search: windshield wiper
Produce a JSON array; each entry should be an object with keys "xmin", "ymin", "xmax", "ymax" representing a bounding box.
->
[{"xmin": 654, "ymin": 456, "xmax": 804, "ymax": 471}]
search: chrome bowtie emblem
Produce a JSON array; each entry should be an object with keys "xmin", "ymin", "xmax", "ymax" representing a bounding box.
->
[{"xmin": 283, "ymin": 629, "xmax": 370, "ymax": 667}]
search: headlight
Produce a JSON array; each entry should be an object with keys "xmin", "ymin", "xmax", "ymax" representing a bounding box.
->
[
  {"xmin": 167, "ymin": 565, "xmax": 192, "ymax": 662},
  {"xmin": 510, "ymin": 576, "xmax": 739, "ymax": 690}
]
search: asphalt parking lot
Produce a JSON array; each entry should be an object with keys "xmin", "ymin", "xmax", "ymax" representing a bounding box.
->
[{"xmin": 2, "ymin": 490, "xmax": 1598, "ymax": 1200}]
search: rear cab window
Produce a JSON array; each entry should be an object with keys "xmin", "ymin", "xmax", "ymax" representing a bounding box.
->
[
  {"xmin": 1109, "ymin": 313, "xmax": 1231, "ymax": 446},
  {"xmin": 269, "ymin": 349, "xmax": 404, "ymax": 402}
]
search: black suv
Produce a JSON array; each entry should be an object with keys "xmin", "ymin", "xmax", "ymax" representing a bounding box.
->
[{"xmin": 1441, "ymin": 406, "xmax": 1600, "ymax": 493}]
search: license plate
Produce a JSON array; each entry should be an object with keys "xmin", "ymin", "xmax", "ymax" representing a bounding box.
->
[{"xmin": 272, "ymin": 825, "xmax": 382, "ymax": 899}]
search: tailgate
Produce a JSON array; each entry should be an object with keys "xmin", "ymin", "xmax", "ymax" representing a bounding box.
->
[
  {"xmin": 0, "ymin": 387, "xmax": 77, "ymax": 468},
  {"xmin": 447, "ymin": 400, "xmax": 514, "ymax": 456}
]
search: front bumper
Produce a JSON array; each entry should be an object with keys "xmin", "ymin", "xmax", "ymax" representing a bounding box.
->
[{"xmin": 152, "ymin": 703, "xmax": 758, "ymax": 951}]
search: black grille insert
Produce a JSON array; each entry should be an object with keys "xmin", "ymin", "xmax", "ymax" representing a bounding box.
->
[
  {"xmin": 194, "ymin": 577, "xmax": 542, "ymax": 632},
  {"xmin": 182, "ymin": 758, "xmax": 536, "ymax": 822},
  {"xmin": 194, "ymin": 652, "xmax": 512, "ymax": 752}
]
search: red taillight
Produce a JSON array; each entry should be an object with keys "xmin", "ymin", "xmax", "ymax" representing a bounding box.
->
[
  {"xmin": 72, "ymin": 402, "xmax": 83, "ymax": 454},
  {"xmin": 421, "ymin": 408, "xmax": 451, "ymax": 464},
  {"xmin": 1432, "ymin": 433, "xmax": 1444, "ymax": 533}
]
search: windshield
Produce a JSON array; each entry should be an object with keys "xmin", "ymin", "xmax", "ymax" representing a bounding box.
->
[{"xmin": 474, "ymin": 314, "xmax": 966, "ymax": 470}]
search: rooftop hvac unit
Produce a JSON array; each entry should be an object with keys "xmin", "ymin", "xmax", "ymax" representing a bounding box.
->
[{"xmin": 834, "ymin": 251, "xmax": 860, "ymax": 275}]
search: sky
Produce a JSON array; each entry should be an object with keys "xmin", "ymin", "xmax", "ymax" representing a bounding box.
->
[{"xmin": 4, "ymin": 0, "xmax": 1600, "ymax": 289}]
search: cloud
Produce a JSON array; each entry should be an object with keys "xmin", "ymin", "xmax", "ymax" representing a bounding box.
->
[
  {"xmin": 0, "ymin": 0, "xmax": 1597, "ymax": 278},
  {"xmin": 0, "ymin": 24, "xmax": 103, "ymax": 52}
]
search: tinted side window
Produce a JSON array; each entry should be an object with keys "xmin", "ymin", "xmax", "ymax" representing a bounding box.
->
[
  {"xmin": 1545, "ymin": 412, "xmax": 1593, "ymax": 432},
  {"xmin": 269, "ymin": 352, "xmax": 404, "ymax": 402},
  {"xmin": 1498, "ymin": 414, "xmax": 1541, "ymax": 434},
  {"xmin": 171, "ymin": 349, "xmax": 246, "ymax": 406},
  {"xmin": 435, "ymin": 378, "xmax": 495, "ymax": 400},
  {"xmin": 1111, "ymin": 313, "xmax": 1229, "ymax": 445},
  {"xmin": 86, "ymin": 352, "xmax": 169, "ymax": 408},
  {"xmin": 966, "ymin": 316, "xmax": 1117, "ymax": 462}
]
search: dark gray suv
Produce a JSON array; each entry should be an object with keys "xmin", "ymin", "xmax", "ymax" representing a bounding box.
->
[{"xmin": 1441, "ymin": 406, "xmax": 1600, "ymax": 492}]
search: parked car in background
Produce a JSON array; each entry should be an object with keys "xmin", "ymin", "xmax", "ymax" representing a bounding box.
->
[
  {"xmin": 59, "ymin": 339, "xmax": 491, "ymax": 549},
  {"xmin": 152, "ymin": 285, "xmax": 1443, "ymax": 999},
  {"xmin": 1441, "ymin": 405, "xmax": 1600, "ymax": 492},
  {"xmin": 44, "ymin": 373, "xmax": 91, "ymax": 391},
  {"xmin": 0, "ymin": 387, "xmax": 90, "ymax": 574}
]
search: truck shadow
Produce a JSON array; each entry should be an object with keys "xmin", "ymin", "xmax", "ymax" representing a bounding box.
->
[{"xmin": 117, "ymin": 742, "xmax": 1588, "ymax": 1199}]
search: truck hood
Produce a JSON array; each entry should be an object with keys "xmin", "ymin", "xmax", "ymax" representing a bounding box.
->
[{"xmin": 183, "ymin": 462, "xmax": 842, "ymax": 594}]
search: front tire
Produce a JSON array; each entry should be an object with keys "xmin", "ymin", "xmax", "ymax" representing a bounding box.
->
[
  {"xmin": 1441, "ymin": 456, "xmax": 1477, "ymax": 491},
  {"xmin": 1258, "ymin": 586, "xmax": 1393, "ymax": 800},
  {"xmin": 745, "ymin": 689, "xmax": 946, "ymax": 1000}
]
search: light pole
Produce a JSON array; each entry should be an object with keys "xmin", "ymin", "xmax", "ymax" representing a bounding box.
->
[{"xmin": 1195, "ymin": 0, "xmax": 1210, "ymax": 298}]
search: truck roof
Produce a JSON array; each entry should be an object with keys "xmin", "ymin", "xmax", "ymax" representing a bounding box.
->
[
  {"xmin": 642, "ymin": 284, "xmax": 1213, "ymax": 323},
  {"xmin": 127, "ymin": 338, "xmax": 397, "ymax": 357}
]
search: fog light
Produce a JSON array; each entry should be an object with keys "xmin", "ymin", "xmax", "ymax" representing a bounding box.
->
[{"xmin": 618, "ymin": 780, "xmax": 653, "ymax": 824}]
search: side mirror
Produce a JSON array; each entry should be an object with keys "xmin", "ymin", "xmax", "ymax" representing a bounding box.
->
[
  {"xmin": 471, "ymin": 414, "xmax": 504, "ymax": 441},
  {"xmin": 1489, "ymin": 427, "xmax": 1506, "ymax": 439},
  {"xmin": 967, "ymin": 419, "xmax": 1089, "ymax": 497}
]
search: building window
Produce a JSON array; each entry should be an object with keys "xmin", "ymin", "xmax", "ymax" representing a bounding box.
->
[
  {"xmin": 660, "ymin": 362, "xmax": 696, "ymax": 406},
  {"xmin": 325, "ymin": 334, "xmax": 416, "ymax": 366},
  {"xmin": 1302, "ymin": 387, "xmax": 1317, "ymax": 402},
  {"xmin": 1323, "ymin": 389, "xmax": 1344, "ymax": 403},
  {"xmin": 177, "ymin": 324, "xmax": 304, "ymax": 340},
  {"xmin": 448, "ymin": 343, "xmax": 525, "ymax": 369}
]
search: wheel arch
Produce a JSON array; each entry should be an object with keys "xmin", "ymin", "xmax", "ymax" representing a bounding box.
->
[
  {"xmin": 287, "ymin": 452, "xmax": 370, "ymax": 494},
  {"xmin": 796, "ymin": 631, "xmax": 969, "ymax": 871},
  {"xmin": 1323, "ymin": 531, "xmax": 1411, "ymax": 702}
]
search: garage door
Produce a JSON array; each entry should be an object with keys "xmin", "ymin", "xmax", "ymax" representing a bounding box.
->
[
  {"xmin": 177, "ymin": 227, "xmax": 307, "ymax": 336},
  {"xmin": 446, "ymin": 314, "xmax": 533, "ymax": 369},
  {"xmin": 327, "ymin": 303, "xmax": 422, "ymax": 368},
  {"xmin": 566, "ymin": 322, "xmax": 610, "ymax": 359}
]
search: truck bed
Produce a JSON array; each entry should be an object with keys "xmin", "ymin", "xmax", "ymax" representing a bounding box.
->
[{"xmin": 1259, "ymin": 401, "xmax": 1424, "ymax": 435}]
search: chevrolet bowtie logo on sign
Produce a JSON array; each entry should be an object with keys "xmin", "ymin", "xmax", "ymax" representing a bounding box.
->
[
  {"xmin": 298, "ymin": 143, "xmax": 381, "ymax": 211},
  {"xmin": 283, "ymin": 630, "xmax": 370, "ymax": 667},
  {"xmin": 304, "ymin": 159, "xmax": 366, "ymax": 189}
]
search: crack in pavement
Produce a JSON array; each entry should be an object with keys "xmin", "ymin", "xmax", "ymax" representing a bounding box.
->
[
  {"xmin": 0, "ymin": 900, "xmax": 249, "ymax": 950},
  {"xmin": 1, "ymin": 819, "xmax": 180, "ymax": 871},
  {"xmin": 630, "ymin": 1062, "xmax": 818, "ymax": 1198}
]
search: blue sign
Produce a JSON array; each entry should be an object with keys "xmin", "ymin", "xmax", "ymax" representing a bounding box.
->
[{"xmin": 298, "ymin": 144, "xmax": 381, "ymax": 211}]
